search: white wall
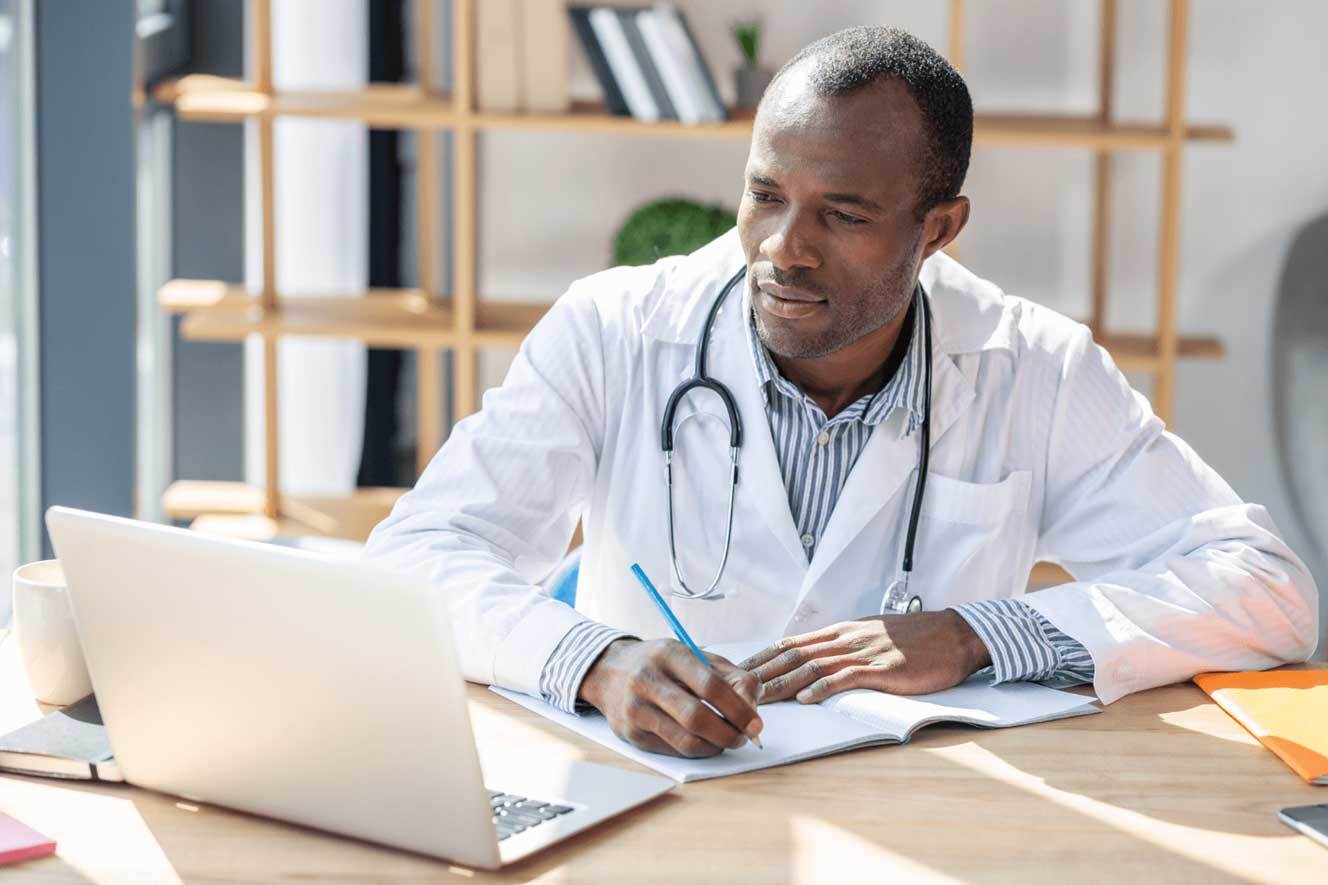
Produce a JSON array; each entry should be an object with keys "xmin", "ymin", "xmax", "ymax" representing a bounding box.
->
[{"xmin": 476, "ymin": 0, "xmax": 1328, "ymax": 648}]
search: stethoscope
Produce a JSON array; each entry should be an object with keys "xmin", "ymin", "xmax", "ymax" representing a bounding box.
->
[{"xmin": 661, "ymin": 265, "xmax": 933, "ymax": 616}]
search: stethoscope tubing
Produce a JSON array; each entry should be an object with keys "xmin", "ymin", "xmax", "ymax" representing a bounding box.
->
[{"xmin": 660, "ymin": 265, "xmax": 932, "ymax": 607}]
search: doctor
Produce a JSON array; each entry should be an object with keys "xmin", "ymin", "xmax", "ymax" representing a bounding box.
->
[{"xmin": 365, "ymin": 27, "xmax": 1318, "ymax": 759}]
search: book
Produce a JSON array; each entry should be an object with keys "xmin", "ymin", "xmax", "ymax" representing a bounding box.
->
[
  {"xmin": 636, "ymin": 8, "xmax": 702, "ymax": 123},
  {"xmin": 670, "ymin": 5, "xmax": 727, "ymax": 121},
  {"xmin": 518, "ymin": 0, "xmax": 570, "ymax": 113},
  {"xmin": 476, "ymin": 0, "xmax": 521, "ymax": 112},
  {"xmin": 569, "ymin": 7, "xmax": 630, "ymax": 116},
  {"xmin": 588, "ymin": 7, "xmax": 660, "ymax": 121},
  {"xmin": 1194, "ymin": 669, "xmax": 1328, "ymax": 784},
  {"xmin": 647, "ymin": 3, "xmax": 726, "ymax": 122},
  {"xmin": 0, "ymin": 694, "xmax": 123, "ymax": 782},
  {"xmin": 617, "ymin": 9, "xmax": 676, "ymax": 121},
  {"xmin": 0, "ymin": 813, "xmax": 56, "ymax": 866},
  {"xmin": 492, "ymin": 641, "xmax": 1099, "ymax": 782}
]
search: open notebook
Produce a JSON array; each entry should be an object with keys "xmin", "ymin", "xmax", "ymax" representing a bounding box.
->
[{"xmin": 492, "ymin": 641, "xmax": 1100, "ymax": 782}]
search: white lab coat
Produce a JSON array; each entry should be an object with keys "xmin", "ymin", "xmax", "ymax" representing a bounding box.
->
[{"xmin": 364, "ymin": 230, "xmax": 1318, "ymax": 705}]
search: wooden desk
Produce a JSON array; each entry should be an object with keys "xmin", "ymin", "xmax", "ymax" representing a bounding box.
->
[{"xmin": 0, "ymin": 633, "xmax": 1322, "ymax": 884}]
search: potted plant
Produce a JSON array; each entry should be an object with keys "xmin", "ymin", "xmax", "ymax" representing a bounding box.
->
[
  {"xmin": 732, "ymin": 18, "xmax": 773, "ymax": 111},
  {"xmin": 612, "ymin": 197, "xmax": 737, "ymax": 267}
]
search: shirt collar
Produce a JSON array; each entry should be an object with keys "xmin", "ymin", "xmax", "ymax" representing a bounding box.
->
[{"xmin": 745, "ymin": 284, "xmax": 928, "ymax": 435}]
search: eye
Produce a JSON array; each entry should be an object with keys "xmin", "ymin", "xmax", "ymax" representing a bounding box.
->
[
  {"xmin": 747, "ymin": 190, "xmax": 777, "ymax": 203},
  {"xmin": 829, "ymin": 210, "xmax": 866, "ymax": 225}
]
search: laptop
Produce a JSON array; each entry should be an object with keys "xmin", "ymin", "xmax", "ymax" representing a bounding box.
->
[{"xmin": 45, "ymin": 506, "xmax": 673, "ymax": 870}]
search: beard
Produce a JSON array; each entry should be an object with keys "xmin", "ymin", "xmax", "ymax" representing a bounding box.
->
[{"xmin": 753, "ymin": 234, "xmax": 922, "ymax": 360}]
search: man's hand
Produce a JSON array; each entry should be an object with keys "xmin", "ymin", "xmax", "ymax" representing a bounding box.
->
[
  {"xmin": 579, "ymin": 638, "xmax": 763, "ymax": 758},
  {"xmin": 740, "ymin": 611, "xmax": 992, "ymax": 704}
]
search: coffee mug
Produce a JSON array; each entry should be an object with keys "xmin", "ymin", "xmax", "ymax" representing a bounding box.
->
[{"xmin": 12, "ymin": 560, "xmax": 94, "ymax": 705}]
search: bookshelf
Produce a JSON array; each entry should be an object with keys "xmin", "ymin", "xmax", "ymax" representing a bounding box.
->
[{"xmin": 152, "ymin": 0, "xmax": 1229, "ymax": 550}]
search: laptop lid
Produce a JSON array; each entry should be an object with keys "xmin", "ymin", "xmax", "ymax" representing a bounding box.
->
[{"xmin": 45, "ymin": 506, "xmax": 501, "ymax": 869}]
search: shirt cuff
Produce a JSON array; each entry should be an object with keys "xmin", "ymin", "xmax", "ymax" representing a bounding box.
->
[
  {"xmin": 537, "ymin": 620, "xmax": 636, "ymax": 714},
  {"xmin": 951, "ymin": 598, "xmax": 1096, "ymax": 686}
]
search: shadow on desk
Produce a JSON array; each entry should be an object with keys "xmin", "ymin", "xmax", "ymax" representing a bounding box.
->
[{"xmin": 472, "ymin": 676, "xmax": 1323, "ymax": 884}]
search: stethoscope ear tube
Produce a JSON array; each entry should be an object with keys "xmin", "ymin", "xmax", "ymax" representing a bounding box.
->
[
  {"xmin": 659, "ymin": 267, "xmax": 748, "ymax": 599},
  {"xmin": 660, "ymin": 378, "xmax": 743, "ymax": 451},
  {"xmin": 900, "ymin": 292, "xmax": 933, "ymax": 577}
]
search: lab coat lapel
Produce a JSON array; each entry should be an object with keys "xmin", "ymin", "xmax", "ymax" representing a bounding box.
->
[
  {"xmin": 704, "ymin": 291, "xmax": 810, "ymax": 575},
  {"xmin": 799, "ymin": 349, "xmax": 975, "ymax": 595}
]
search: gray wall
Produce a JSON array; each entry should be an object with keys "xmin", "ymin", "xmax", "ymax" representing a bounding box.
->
[{"xmin": 36, "ymin": 0, "xmax": 137, "ymax": 550}]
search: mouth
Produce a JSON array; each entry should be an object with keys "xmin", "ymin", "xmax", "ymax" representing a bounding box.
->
[{"xmin": 756, "ymin": 282, "xmax": 826, "ymax": 320}]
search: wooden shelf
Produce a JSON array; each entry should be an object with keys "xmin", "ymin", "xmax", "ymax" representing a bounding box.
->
[
  {"xmin": 157, "ymin": 1, "xmax": 1231, "ymax": 542},
  {"xmin": 163, "ymin": 280, "xmax": 1220, "ymax": 369},
  {"xmin": 1098, "ymin": 331, "xmax": 1224, "ymax": 371},
  {"xmin": 163, "ymin": 480, "xmax": 404, "ymax": 542},
  {"xmin": 475, "ymin": 301, "xmax": 551, "ymax": 347},
  {"xmin": 475, "ymin": 100, "xmax": 757, "ymax": 139},
  {"xmin": 153, "ymin": 78, "xmax": 1232, "ymax": 151},
  {"xmin": 155, "ymin": 75, "xmax": 457, "ymax": 128},
  {"xmin": 973, "ymin": 113, "xmax": 1232, "ymax": 150},
  {"xmin": 161, "ymin": 280, "xmax": 457, "ymax": 347}
]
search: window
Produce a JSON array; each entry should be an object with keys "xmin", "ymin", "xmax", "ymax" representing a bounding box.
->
[{"xmin": 0, "ymin": 0, "xmax": 37, "ymax": 621}]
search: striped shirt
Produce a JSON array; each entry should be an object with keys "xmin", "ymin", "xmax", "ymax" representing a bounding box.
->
[{"xmin": 537, "ymin": 285, "xmax": 1095, "ymax": 713}]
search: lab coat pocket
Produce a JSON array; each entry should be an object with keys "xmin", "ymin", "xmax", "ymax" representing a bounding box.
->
[{"xmin": 912, "ymin": 470, "xmax": 1032, "ymax": 606}]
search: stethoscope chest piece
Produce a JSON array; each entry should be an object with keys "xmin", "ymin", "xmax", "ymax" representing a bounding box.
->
[{"xmin": 879, "ymin": 576, "xmax": 924, "ymax": 616}]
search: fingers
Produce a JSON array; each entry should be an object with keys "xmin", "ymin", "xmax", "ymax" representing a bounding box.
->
[
  {"xmin": 739, "ymin": 628, "xmax": 840, "ymax": 671},
  {"xmin": 706, "ymin": 655, "xmax": 762, "ymax": 709},
  {"xmin": 664, "ymin": 649, "xmax": 763, "ymax": 738},
  {"xmin": 622, "ymin": 700, "xmax": 727, "ymax": 758},
  {"xmin": 650, "ymin": 677, "xmax": 746, "ymax": 752},
  {"xmin": 758, "ymin": 652, "xmax": 856, "ymax": 703},
  {"xmin": 794, "ymin": 665, "xmax": 875, "ymax": 704},
  {"xmin": 748, "ymin": 639, "xmax": 844, "ymax": 686}
]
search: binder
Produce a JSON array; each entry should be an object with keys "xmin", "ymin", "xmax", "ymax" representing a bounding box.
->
[
  {"xmin": 569, "ymin": 7, "xmax": 630, "ymax": 116},
  {"xmin": 1194, "ymin": 669, "xmax": 1328, "ymax": 784}
]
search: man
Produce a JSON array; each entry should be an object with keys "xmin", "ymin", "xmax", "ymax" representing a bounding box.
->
[{"xmin": 365, "ymin": 28, "xmax": 1317, "ymax": 758}]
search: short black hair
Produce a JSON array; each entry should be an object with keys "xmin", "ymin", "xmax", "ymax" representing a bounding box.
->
[{"xmin": 766, "ymin": 27, "xmax": 973, "ymax": 219}]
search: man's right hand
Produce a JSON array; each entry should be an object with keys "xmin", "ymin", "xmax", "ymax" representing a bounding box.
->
[{"xmin": 578, "ymin": 638, "xmax": 764, "ymax": 758}]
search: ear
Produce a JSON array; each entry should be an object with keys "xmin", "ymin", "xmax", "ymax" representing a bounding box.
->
[{"xmin": 919, "ymin": 196, "xmax": 970, "ymax": 261}]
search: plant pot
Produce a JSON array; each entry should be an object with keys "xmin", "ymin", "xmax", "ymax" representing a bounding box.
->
[{"xmin": 734, "ymin": 64, "xmax": 774, "ymax": 110}]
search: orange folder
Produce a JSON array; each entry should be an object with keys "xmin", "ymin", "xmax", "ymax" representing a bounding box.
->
[{"xmin": 1194, "ymin": 669, "xmax": 1328, "ymax": 785}]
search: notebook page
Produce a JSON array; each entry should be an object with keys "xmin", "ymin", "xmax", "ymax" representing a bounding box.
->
[
  {"xmin": 705, "ymin": 640, "xmax": 1098, "ymax": 737},
  {"xmin": 822, "ymin": 678, "xmax": 1099, "ymax": 738},
  {"xmin": 490, "ymin": 687, "xmax": 887, "ymax": 783}
]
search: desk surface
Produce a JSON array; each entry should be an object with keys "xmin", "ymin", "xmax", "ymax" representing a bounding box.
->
[{"xmin": 0, "ymin": 635, "xmax": 1322, "ymax": 884}]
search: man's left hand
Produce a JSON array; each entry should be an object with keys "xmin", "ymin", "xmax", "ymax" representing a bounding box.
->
[{"xmin": 739, "ymin": 611, "xmax": 992, "ymax": 704}]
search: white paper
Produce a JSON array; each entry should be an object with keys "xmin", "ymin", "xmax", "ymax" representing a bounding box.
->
[
  {"xmin": 489, "ymin": 641, "xmax": 1099, "ymax": 782},
  {"xmin": 490, "ymin": 687, "xmax": 885, "ymax": 783},
  {"xmin": 822, "ymin": 679, "xmax": 1099, "ymax": 737}
]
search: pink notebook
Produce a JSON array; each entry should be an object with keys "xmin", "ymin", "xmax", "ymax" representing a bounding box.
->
[{"xmin": 0, "ymin": 813, "xmax": 56, "ymax": 865}]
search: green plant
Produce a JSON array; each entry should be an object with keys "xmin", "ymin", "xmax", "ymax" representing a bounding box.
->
[
  {"xmin": 612, "ymin": 198, "xmax": 737, "ymax": 267},
  {"xmin": 733, "ymin": 19, "xmax": 761, "ymax": 67}
]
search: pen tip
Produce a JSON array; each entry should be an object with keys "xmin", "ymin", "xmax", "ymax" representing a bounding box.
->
[{"xmin": 751, "ymin": 735, "xmax": 763, "ymax": 750}]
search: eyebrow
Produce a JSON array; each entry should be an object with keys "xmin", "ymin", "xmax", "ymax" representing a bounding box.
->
[{"xmin": 747, "ymin": 174, "xmax": 885, "ymax": 214}]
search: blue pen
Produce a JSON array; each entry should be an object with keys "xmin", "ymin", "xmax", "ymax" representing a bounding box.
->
[{"xmin": 629, "ymin": 563, "xmax": 763, "ymax": 749}]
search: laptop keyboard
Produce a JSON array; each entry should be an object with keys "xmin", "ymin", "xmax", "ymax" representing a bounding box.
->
[{"xmin": 488, "ymin": 789, "xmax": 575, "ymax": 841}]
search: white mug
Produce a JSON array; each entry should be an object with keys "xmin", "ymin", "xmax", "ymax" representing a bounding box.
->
[{"xmin": 12, "ymin": 560, "xmax": 94, "ymax": 705}]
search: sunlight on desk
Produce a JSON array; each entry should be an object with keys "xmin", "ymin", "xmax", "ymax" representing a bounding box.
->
[
  {"xmin": 0, "ymin": 777, "xmax": 179, "ymax": 883},
  {"xmin": 930, "ymin": 741, "xmax": 1313, "ymax": 884},
  {"xmin": 1157, "ymin": 704, "xmax": 1264, "ymax": 746},
  {"xmin": 791, "ymin": 815, "xmax": 963, "ymax": 885}
]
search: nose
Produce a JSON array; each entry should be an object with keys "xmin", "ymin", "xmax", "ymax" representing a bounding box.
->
[{"xmin": 761, "ymin": 210, "xmax": 820, "ymax": 272}]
